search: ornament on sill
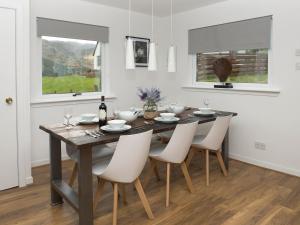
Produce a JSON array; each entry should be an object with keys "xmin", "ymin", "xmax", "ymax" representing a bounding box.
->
[{"xmin": 213, "ymin": 57, "xmax": 233, "ymax": 88}]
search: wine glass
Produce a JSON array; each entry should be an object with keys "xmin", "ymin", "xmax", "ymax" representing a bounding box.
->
[
  {"xmin": 64, "ymin": 108, "xmax": 73, "ymax": 129},
  {"xmin": 203, "ymin": 98, "xmax": 210, "ymax": 108}
]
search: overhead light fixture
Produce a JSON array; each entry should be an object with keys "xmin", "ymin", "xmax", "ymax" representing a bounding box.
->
[
  {"xmin": 167, "ymin": 0, "xmax": 176, "ymax": 72},
  {"xmin": 125, "ymin": 0, "xmax": 135, "ymax": 70},
  {"xmin": 148, "ymin": 0, "xmax": 157, "ymax": 71}
]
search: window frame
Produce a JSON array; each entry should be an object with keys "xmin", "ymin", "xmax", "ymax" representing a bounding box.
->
[
  {"xmin": 191, "ymin": 48, "xmax": 272, "ymax": 89},
  {"xmin": 38, "ymin": 36, "xmax": 107, "ymax": 100}
]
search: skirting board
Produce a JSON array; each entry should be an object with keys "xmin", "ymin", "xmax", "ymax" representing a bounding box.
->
[
  {"xmin": 32, "ymin": 155, "xmax": 70, "ymax": 168},
  {"xmin": 230, "ymin": 153, "xmax": 300, "ymax": 177}
]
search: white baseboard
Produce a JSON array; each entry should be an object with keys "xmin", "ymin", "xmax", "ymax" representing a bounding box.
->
[
  {"xmin": 230, "ymin": 153, "xmax": 300, "ymax": 177},
  {"xmin": 31, "ymin": 155, "xmax": 70, "ymax": 168}
]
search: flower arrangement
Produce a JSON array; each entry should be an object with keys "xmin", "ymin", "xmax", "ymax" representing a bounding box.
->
[
  {"xmin": 137, "ymin": 87, "xmax": 162, "ymax": 119},
  {"xmin": 137, "ymin": 87, "xmax": 162, "ymax": 103}
]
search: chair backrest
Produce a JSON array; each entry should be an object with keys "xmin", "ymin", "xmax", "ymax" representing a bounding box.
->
[
  {"xmin": 200, "ymin": 115, "xmax": 232, "ymax": 151},
  {"xmin": 101, "ymin": 130, "xmax": 153, "ymax": 183},
  {"xmin": 158, "ymin": 121, "xmax": 198, "ymax": 164}
]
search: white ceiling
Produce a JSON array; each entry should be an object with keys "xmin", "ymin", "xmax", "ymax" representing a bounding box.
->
[{"xmin": 84, "ymin": 0, "xmax": 227, "ymax": 17}]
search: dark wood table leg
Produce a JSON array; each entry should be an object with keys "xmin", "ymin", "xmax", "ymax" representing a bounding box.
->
[
  {"xmin": 221, "ymin": 129, "xmax": 229, "ymax": 170},
  {"xmin": 78, "ymin": 146, "xmax": 94, "ymax": 225},
  {"xmin": 49, "ymin": 135, "xmax": 63, "ymax": 205}
]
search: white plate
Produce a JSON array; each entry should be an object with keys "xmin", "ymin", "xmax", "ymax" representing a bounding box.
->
[
  {"xmin": 154, "ymin": 117, "xmax": 180, "ymax": 123},
  {"xmin": 101, "ymin": 124, "xmax": 132, "ymax": 133},
  {"xmin": 79, "ymin": 117, "xmax": 99, "ymax": 125},
  {"xmin": 193, "ymin": 111, "xmax": 216, "ymax": 116}
]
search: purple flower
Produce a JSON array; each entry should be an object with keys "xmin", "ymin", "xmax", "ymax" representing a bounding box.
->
[{"xmin": 137, "ymin": 87, "xmax": 162, "ymax": 103}]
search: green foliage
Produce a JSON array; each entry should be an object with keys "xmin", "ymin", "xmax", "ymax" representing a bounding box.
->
[{"xmin": 42, "ymin": 75, "xmax": 101, "ymax": 94}]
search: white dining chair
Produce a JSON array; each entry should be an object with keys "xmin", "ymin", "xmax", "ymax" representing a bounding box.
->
[
  {"xmin": 145, "ymin": 121, "xmax": 198, "ymax": 207},
  {"xmin": 93, "ymin": 130, "xmax": 154, "ymax": 225},
  {"xmin": 66, "ymin": 144, "xmax": 115, "ymax": 187},
  {"xmin": 186, "ymin": 115, "xmax": 232, "ymax": 186}
]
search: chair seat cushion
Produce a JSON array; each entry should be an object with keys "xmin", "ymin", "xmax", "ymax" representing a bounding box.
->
[
  {"xmin": 191, "ymin": 135, "xmax": 207, "ymax": 149},
  {"xmin": 68, "ymin": 144, "xmax": 115, "ymax": 163},
  {"xmin": 92, "ymin": 155, "xmax": 113, "ymax": 176},
  {"xmin": 149, "ymin": 141, "xmax": 167, "ymax": 157}
]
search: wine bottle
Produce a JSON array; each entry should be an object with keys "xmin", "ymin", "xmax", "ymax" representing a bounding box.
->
[{"xmin": 99, "ymin": 96, "xmax": 107, "ymax": 127}]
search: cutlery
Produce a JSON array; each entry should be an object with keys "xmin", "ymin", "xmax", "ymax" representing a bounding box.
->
[
  {"xmin": 92, "ymin": 130, "xmax": 104, "ymax": 136},
  {"xmin": 85, "ymin": 130, "xmax": 98, "ymax": 138}
]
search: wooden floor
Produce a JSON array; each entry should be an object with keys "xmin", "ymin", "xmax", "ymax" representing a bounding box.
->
[{"xmin": 1, "ymin": 157, "xmax": 300, "ymax": 225}]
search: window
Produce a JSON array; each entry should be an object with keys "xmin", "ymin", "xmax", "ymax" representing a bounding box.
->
[
  {"xmin": 42, "ymin": 36, "xmax": 102, "ymax": 95},
  {"xmin": 196, "ymin": 49, "xmax": 268, "ymax": 84}
]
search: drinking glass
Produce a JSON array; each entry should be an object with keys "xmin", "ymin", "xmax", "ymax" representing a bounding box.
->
[
  {"xmin": 64, "ymin": 108, "xmax": 73, "ymax": 128},
  {"xmin": 203, "ymin": 98, "xmax": 210, "ymax": 108}
]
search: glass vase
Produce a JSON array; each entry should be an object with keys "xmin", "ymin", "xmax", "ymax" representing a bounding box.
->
[{"xmin": 143, "ymin": 100, "xmax": 158, "ymax": 120}]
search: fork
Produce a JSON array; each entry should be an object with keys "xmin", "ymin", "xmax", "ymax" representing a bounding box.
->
[{"xmin": 85, "ymin": 130, "xmax": 98, "ymax": 138}]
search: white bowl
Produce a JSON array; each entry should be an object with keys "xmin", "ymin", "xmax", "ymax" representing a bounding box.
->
[
  {"xmin": 160, "ymin": 113, "xmax": 176, "ymax": 120},
  {"xmin": 107, "ymin": 120, "xmax": 126, "ymax": 129},
  {"xmin": 118, "ymin": 111, "xmax": 138, "ymax": 122},
  {"xmin": 168, "ymin": 105, "xmax": 185, "ymax": 115},
  {"xmin": 199, "ymin": 108, "xmax": 213, "ymax": 113},
  {"xmin": 81, "ymin": 113, "xmax": 97, "ymax": 121}
]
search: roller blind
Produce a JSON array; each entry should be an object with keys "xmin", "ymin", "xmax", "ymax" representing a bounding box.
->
[
  {"xmin": 37, "ymin": 17, "xmax": 109, "ymax": 43},
  {"xmin": 188, "ymin": 16, "xmax": 272, "ymax": 54}
]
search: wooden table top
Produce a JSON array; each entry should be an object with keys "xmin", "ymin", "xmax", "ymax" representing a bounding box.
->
[{"xmin": 40, "ymin": 108, "xmax": 237, "ymax": 148}]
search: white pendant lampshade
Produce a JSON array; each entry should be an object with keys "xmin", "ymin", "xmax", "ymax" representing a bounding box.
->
[
  {"xmin": 168, "ymin": 45, "xmax": 176, "ymax": 72},
  {"xmin": 167, "ymin": 0, "xmax": 176, "ymax": 73},
  {"xmin": 125, "ymin": 0, "xmax": 135, "ymax": 70},
  {"xmin": 148, "ymin": 42, "xmax": 157, "ymax": 71},
  {"xmin": 148, "ymin": 0, "xmax": 157, "ymax": 72},
  {"xmin": 126, "ymin": 38, "xmax": 135, "ymax": 70}
]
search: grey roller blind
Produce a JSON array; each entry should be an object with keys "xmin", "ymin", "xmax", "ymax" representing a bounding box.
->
[
  {"xmin": 188, "ymin": 16, "xmax": 272, "ymax": 54},
  {"xmin": 37, "ymin": 17, "xmax": 109, "ymax": 43}
]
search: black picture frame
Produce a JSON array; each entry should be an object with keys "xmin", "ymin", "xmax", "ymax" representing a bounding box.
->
[{"xmin": 126, "ymin": 36, "xmax": 150, "ymax": 67}]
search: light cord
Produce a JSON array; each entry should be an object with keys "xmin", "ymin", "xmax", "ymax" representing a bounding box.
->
[
  {"xmin": 129, "ymin": 0, "xmax": 131, "ymax": 36},
  {"xmin": 151, "ymin": 0, "xmax": 154, "ymax": 41},
  {"xmin": 170, "ymin": 0, "xmax": 173, "ymax": 45}
]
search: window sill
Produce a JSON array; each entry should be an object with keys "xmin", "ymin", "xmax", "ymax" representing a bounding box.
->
[
  {"xmin": 31, "ymin": 95, "xmax": 116, "ymax": 106},
  {"xmin": 182, "ymin": 86, "xmax": 280, "ymax": 96}
]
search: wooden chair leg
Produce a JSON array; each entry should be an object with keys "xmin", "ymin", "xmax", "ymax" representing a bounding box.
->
[
  {"xmin": 166, "ymin": 163, "xmax": 171, "ymax": 207},
  {"xmin": 201, "ymin": 150, "xmax": 205, "ymax": 169},
  {"xmin": 186, "ymin": 149, "xmax": 195, "ymax": 168},
  {"xmin": 120, "ymin": 184, "xmax": 128, "ymax": 205},
  {"xmin": 180, "ymin": 162, "xmax": 195, "ymax": 193},
  {"xmin": 113, "ymin": 183, "xmax": 118, "ymax": 225},
  {"xmin": 143, "ymin": 158, "xmax": 160, "ymax": 189},
  {"xmin": 216, "ymin": 150, "xmax": 228, "ymax": 176},
  {"xmin": 94, "ymin": 177, "xmax": 106, "ymax": 211},
  {"xmin": 150, "ymin": 159, "xmax": 160, "ymax": 181},
  {"xmin": 134, "ymin": 178, "xmax": 154, "ymax": 219},
  {"xmin": 205, "ymin": 149, "xmax": 210, "ymax": 186},
  {"xmin": 68, "ymin": 162, "xmax": 78, "ymax": 187}
]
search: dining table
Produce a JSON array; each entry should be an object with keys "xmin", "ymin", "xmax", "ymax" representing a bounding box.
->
[{"xmin": 39, "ymin": 107, "xmax": 237, "ymax": 225}]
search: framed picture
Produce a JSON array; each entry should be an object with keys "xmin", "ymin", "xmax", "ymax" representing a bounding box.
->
[{"xmin": 126, "ymin": 36, "xmax": 150, "ymax": 67}]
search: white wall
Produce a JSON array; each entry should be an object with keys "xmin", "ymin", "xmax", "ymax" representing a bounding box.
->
[
  {"xmin": 30, "ymin": 0, "xmax": 175, "ymax": 166},
  {"xmin": 159, "ymin": 0, "xmax": 300, "ymax": 176},
  {"xmin": 29, "ymin": 0, "xmax": 300, "ymax": 178}
]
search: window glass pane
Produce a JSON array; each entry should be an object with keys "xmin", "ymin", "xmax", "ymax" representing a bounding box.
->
[
  {"xmin": 196, "ymin": 49, "xmax": 268, "ymax": 84},
  {"xmin": 42, "ymin": 36, "xmax": 102, "ymax": 95}
]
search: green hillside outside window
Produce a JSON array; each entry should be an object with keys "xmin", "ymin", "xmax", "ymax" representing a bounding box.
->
[{"xmin": 42, "ymin": 36, "xmax": 102, "ymax": 95}]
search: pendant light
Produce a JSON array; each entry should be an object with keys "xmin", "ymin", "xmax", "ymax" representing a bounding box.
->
[
  {"xmin": 148, "ymin": 0, "xmax": 157, "ymax": 71},
  {"xmin": 167, "ymin": 0, "xmax": 176, "ymax": 72},
  {"xmin": 125, "ymin": 0, "xmax": 135, "ymax": 70}
]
